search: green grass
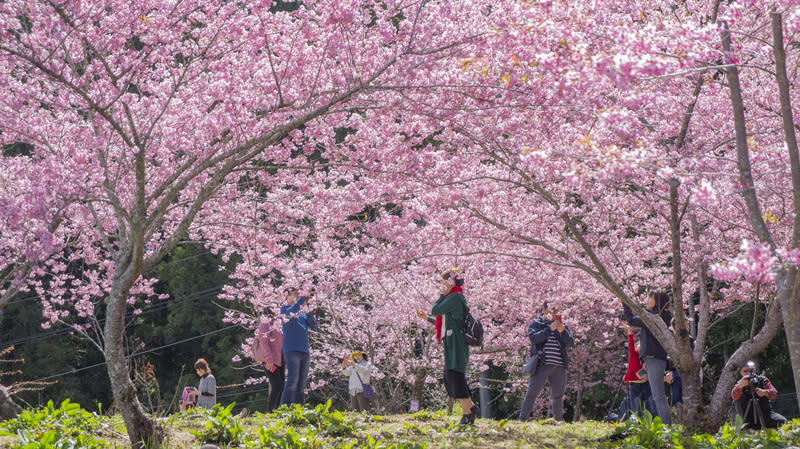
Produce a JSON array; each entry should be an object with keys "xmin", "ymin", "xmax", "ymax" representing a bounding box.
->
[{"xmin": 1, "ymin": 401, "xmax": 799, "ymax": 449}]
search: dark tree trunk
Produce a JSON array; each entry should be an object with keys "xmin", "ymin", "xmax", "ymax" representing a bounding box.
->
[
  {"xmin": 771, "ymin": 12, "xmax": 800, "ymax": 411},
  {"xmin": 104, "ymin": 263, "xmax": 162, "ymax": 449},
  {"xmin": 0, "ymin": 385, "xmax": 21, "ymax": 420}
]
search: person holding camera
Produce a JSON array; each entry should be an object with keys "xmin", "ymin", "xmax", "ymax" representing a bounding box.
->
[
  {"xmin": 731, "ymin": 361, "xmax": 787, "ymax": 429},
  {"xmin": 279, "ymin": 288, "xmax": 318, "ymax": 406},
  {"xmin": 623, "ymin": 290, "xmax": 672, "ymax": 425},
  {"xmin": 415, "ymin": 267, "xmax": 480, "ymax": 425},
  {"xmin": 342, "ymin": 349, "xmax": 372, "ymax": 411},
  {"xmin": 518, "ymin": 301, "xmax": 574, "ymax": 422}
]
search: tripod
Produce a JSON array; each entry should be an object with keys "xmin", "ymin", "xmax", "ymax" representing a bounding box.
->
[{"xmin": 741, "ymin": 380, "xmax": 768, "ymax": 429}]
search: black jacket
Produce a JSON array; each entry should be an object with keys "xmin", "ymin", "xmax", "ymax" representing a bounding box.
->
[
  {"xmin": 623, "ymin": 304, "xmax": 670, "ymax": 362},
  {"xmin": 527, "ymin": 315, "xmax": 575, "ymax": 368}
]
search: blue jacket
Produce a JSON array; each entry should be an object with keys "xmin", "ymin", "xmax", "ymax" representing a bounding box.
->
[
  {"xmin": 528, "ymin": 315, "xmax": 574, "ymax": 368},
  {"xmin": 280, "ymin": 296, "xmax": 317, "ymax": 353}
]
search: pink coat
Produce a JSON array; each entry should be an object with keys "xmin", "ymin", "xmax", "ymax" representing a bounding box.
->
[{"xmin": 253, "ymin": 320, "xmax": 283, "ymax": 369}]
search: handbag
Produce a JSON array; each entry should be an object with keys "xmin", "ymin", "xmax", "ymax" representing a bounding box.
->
[
  {"xmin": 522, "ymin": 350, "xmax": 542, "ymax": 376},
  {"xmin": 354, "ymin": 371, "xmax": 376, "ymax": 400}
]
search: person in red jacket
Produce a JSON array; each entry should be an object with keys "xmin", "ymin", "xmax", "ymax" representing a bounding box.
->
[
  {"xmin": 619, "ymin": 323, "xmax": 654, "ymax": 421},
  {"xmin": 731, "ymin": 361, "xmax": 786, "ymax": 429}
]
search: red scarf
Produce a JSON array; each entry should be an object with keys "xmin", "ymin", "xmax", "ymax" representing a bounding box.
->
[{"xmin": 435, "ymin": 285, "xmax": 463, "ymax": 344}]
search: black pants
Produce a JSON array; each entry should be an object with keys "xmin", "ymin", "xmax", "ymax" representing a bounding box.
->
[
  {"xmin": 736, "ymin": 398, "xmax": 787, "ymax": 429},
  {"xmin": 265, "ymin": 364, "xmax": 285, "ymax": 412}
]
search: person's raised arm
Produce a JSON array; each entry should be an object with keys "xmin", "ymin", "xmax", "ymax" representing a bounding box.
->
[
  {"xmin": 623, "ymin": 303, "xmax": 644, "ymax": 328},
  {"xmin": 281, "ymin": 295, "xmax": 306, "ymax": 315},
  {"xmin": 528, "ymin": 319, "xmax": 550, "ymax": 345},
  {"xmin": 559, "ymin": 323, "xmax": 575, "ymax": 347}
]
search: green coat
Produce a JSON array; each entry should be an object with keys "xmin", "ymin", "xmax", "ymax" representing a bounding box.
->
[{"xmin": 428, "ymin": 292, "xmax": 470, "ymax": 373}]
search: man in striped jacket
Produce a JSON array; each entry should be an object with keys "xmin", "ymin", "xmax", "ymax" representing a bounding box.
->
[{"xmin": 519, "ymin": 301, "xmax": 574, "ymax": 422}]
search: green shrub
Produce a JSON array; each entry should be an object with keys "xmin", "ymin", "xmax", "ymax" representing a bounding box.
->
[{"xmin": 189, "ymin": 402, "xmax": 247, "ymax": 446}]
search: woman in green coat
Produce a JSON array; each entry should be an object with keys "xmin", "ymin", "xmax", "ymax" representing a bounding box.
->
[{"xmin": 417, "ymin": 267, "xmax": 480, "ymax": 424}]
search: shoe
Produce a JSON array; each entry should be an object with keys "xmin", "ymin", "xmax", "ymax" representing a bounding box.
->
[
  {"xmin": 468, "ymin": 405, "xmax": 480, "ymax": 424},
  {"xmin": 459, "ymin": 414, "xmax": 471, "ymax": 425}
]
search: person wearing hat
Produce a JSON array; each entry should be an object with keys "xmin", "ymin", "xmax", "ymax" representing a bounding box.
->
[
  {"xmin": 731, "ymin": 360, "xmax": 787, "ymax": 429},
  {"xmin": 342, "ymin": 349, "xmax": 373, "ymax": 411}
]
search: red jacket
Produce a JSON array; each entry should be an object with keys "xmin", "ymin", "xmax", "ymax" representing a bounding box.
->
[
  {"xmin": 731, "ymin": 376, "xmax": 777, "ymax": 400},
  {"xmin": 623, "ymin": 334, "xmax": 646, "ymax": 383}
]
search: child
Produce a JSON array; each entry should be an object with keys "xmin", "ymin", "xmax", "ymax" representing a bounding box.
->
[{"xmin": 342, "ymin": 349, "xmax": 372, "ymax": 411}]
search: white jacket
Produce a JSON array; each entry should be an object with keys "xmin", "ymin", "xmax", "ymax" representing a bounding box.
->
[{"xmin": 343, "ymin": 360, "xmax": 371, "ymax": 396}]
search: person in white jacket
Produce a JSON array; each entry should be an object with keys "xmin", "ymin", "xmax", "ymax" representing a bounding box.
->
[{"xmin": 342, "ymin": 350, "xmax": 372, "ymax": 411}]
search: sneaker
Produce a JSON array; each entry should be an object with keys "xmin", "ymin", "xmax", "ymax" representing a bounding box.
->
[
  {"xmin": 468, "ymin": 405, "xmax": 480, "ymax": 424},
  {"xmin": 459, "ymin": 414, "xmax": 471, "ymax": 425}
]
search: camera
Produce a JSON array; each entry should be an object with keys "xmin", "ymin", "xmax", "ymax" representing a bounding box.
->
[{"xmin": 746, "ymin": 373, "xmax": 762, "ymax": 387}]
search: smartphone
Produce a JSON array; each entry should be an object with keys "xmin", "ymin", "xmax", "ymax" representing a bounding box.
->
[
  {"xmin": 636, "ymin": 367, "xmax": 647, "ymax": 378},
  {"xmin": 555, "ymin": 315, "xmax": 562, "ymax": 322}
]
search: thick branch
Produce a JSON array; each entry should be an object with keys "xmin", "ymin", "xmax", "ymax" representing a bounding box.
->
[
  {"xmin": 771, "ymin": 13, "xmax": 800, "ymax": 246},
  {"xmin": 720, "ymin": 22, "xmax": 774, "ymax": 247}
]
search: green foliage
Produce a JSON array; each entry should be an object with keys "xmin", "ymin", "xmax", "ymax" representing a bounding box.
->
[
  {"xmin": 189, "ymin": 402, "xmax": 248, "ymax": 446},
  {"xmin": 256, "ymin": 425, "xmax": 324, "ymax": 449},
  {"xmin": 600, "ymin": 416, "xmax": 800, "ymax": 449},
  {"xmin": 271, "ymin": 400, "xmax": 359, "ymax": 437},
  {"xmin": 0, "ymin": 400, "xmax": 109, "ymax": 449}
]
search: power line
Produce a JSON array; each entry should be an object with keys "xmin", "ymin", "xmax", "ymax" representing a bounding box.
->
[
  {"xmin": 28, "ymin": 324, "xmax": 239, "ymax": 383},
  {"xmin": 0, "ymin": 285, "xmax": 224, "ymax": 349},
  {"xmin": 2, "ymin": 251, "xmax": 214, "ymax": 308}
]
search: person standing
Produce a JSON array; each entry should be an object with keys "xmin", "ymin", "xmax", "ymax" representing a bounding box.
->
[
  {"xmin": 619, "ymin": 323, "xmax": 655, "ymax": 420},
  {"xmin": 191, "ymin": 358, "xmax": 216, "ymax": 409},
  {"xmin": 623, "ymin": 290, "xmax": 672, "ymax": 425},
  {"xmin": 518, "ymin": 301, "xmax": 574, "ymax": 422},
  {"xmin": 253, "ymin": 314, "xmax": 285, "ymax": 412},
  {"xmin": 416, "ymin": 267, "xmax": 480, "ymax": 425},
  {"xmin": 342, "ymin": 349, "xmax": 372, "ymax": 411},
  {"xmin": 279, "ymin": 289, "xmax": 318, "ymax": 406}
]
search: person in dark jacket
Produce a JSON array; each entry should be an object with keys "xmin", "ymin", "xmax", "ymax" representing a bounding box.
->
[
  {"xmin": 416, "ymin": 267, "xmax": 480, "ymax": 425},
  {"xmin": 279, "ymin": 289, "xmax": 318, "ymax": 406},
  {"xmin": 623, "ymin": 290, "xmax": 672, "ymax": 425},
  {"xmin": 518, "ymin": 301, "xmax": 574, "ymax": 422}
]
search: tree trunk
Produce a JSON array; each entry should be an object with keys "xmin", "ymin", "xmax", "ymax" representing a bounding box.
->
[
  {"xmin": 771, "ymin": 12, "xmax": 800, "ymax": 410},
  {"xmin": 574, "ymin": 379, "xmax": 583, "ymax": 422},
  {"xmin": 776, "ymin": 268, "xmax": 800, "ymax": 412},
  {"xmin": 707, "ymin": 299, "xmax": 783, "ymax": 428},
  {"xmin": 0, "ymin": 385, "xmax": 21, "ymax": 420},
  {"xmin": 105, "ymin": 270, "xmax": 161, "ymax": 449},
  {"xmin": 410, "ymin": 374, "xmax": 425, "ymax": 412},
  {"xmin": 678, "ymin": 363, "xmax": 706, "ymax": 429}
]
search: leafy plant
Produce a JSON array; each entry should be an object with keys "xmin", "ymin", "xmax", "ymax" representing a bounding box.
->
[
  {"xmin": 272, "ymin": 400, "xmax": 358, "ymax": 437},
  {"xmin": 0, "ymin": 399, "xmax": 111, "ymax": 449},
  {"xmin": 256, "ymin": 425, "xmax": 324, "ymax": 449},
  {"xmin": 189, "ymin": 402, "xmax": 248, "ymax": 446}
]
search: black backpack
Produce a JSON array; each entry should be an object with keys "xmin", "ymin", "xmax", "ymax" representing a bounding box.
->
[{"xmin": 460, "ymin": 310, "xmax": 484, "ymax": 347}]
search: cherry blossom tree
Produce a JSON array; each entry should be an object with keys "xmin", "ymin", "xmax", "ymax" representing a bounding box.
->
[{"xmin": 0, "ymin": 0, "xmax": 511, "ymax": 446}]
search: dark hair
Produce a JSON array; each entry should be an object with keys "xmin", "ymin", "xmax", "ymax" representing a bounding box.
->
[
  {"xmin": 649, "ymin": 290, "xmax": 672, "ymax": 322},
  {"xmin": 441, "ymin": 267, "xmax": 465, "ymax": 286},
  {"xmin": 194, "ymin": 358, "xmax": 210, "ymax": 372}
]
